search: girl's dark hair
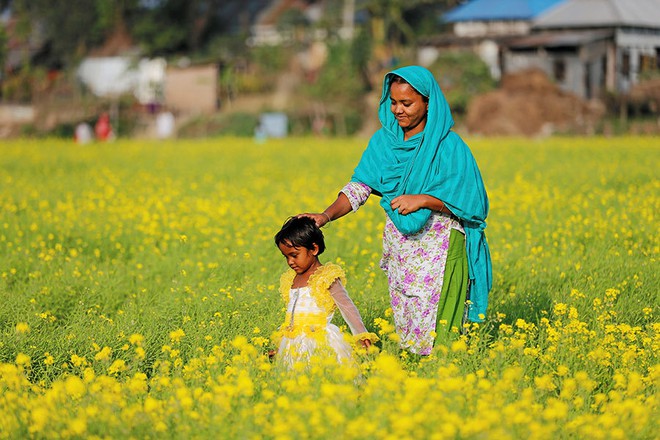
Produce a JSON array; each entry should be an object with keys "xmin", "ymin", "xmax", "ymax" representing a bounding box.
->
[{"xmin": 274, "ymin": 216, "xmax": 325, "ymax": 255}]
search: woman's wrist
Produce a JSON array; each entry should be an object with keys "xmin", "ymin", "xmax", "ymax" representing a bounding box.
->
[
  {"xmin": 421, "ymin": 195, "xmax": 446, "ymax": 213},
  {"xmin": 322, "ymin": 212, "xmax": 332, "ymax": 223}
]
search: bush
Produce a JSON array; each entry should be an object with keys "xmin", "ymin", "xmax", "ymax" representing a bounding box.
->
[
  {"xmin": 428, "ymin": 51, "xmax": 495, "ymax": 114},
  {"xmin": 178, "ymin": 112, "xmax": 259, "ymax": 138}
]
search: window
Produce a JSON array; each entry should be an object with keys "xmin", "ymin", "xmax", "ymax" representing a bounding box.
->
[
  {"xmin": 553, "ymin": 59, "xmax": 566, "ymax": 82},
  {"xmin": 621, "ymin": 52, "xmax": 630, "ymax": 78}
]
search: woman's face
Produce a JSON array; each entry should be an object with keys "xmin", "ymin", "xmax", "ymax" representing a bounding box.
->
[{"xmin": 389, "ymin": 81, "xmax": 428, "ymax": 138}]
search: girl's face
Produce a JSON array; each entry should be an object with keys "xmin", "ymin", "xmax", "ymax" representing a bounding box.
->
[
  {"xmin": 278, "ymin": 242, "xmax": 319, "ymax": 275},
  {"xmin": 390, "ymin": 81, "xmax": 428, "ymax": 138}
]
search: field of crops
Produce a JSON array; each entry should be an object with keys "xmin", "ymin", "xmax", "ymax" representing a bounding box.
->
[{"xmin": 1, "ymin": 136, "xmax": 658, "ymax": 439}]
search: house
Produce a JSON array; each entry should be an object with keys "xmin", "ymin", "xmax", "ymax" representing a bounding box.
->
[
  {"xmin": 509, "ymin": 0, "xmax": 660, "ymax": 98},
  {"xmin": 433, "ymin": 0, "xmax": 566, "ymax": 78},
  {"xmin": 438, "ymin": 0, "xmax": 660, "ymax": 99},
  {"xmin": 443, "ymin": 0, "xmax": 565, "ymax": 39}
]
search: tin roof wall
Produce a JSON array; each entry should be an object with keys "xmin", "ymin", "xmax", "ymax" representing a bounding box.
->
[
  {"xmin": 534, "ymin": 0, "xmax": 660, "ymax": 29},
  {"xmin": 443, "ymin": 0, "xmax": 566, "ymax": 22}
]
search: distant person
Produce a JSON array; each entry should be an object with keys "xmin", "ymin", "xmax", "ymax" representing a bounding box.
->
[
  {"xmin": 299, "ymin": 66, "xmax": 492, "ymax": 355},
  {"xmin": 74, "ymin": 122, "xmax": 92, "ymax": 145},
  {"xmin": 156, "ymin": 111, "xmax": 175, "ymax": 139},
  {"xmin": 272, "ymin": 217, "xmax": 376, "ymax": 369},
  {"xmin": 95, "ymin": 112, "xmax": 114, "ymax": 141}
]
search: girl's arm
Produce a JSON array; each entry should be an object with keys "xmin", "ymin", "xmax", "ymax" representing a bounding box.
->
[{"xmin": 328, "ymin": 280, "xmax": 375, "ymax": 349}]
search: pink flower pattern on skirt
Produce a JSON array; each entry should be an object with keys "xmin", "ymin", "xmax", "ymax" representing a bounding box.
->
[{"xmin": 342, "ymin": 182, "xmax": 463, "ymax": 355}]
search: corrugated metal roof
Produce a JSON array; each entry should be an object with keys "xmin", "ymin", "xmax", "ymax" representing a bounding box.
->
[
  {"xmin": 443, "ymin": 0, "xmax": 566, "ymax": 22},
  {"xmin": 534, "ymin": 0, "xmax": 660, "ymax": 29}
]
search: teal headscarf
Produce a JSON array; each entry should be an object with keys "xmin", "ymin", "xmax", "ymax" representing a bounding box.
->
[{"xmin": 351, "ymin": 65, "xmax": 492, "ymax": 322}]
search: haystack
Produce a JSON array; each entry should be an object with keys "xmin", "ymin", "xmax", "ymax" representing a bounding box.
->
[{"xmin": 465, "ymin": 69, "xmax": 604, "ymax": 136}]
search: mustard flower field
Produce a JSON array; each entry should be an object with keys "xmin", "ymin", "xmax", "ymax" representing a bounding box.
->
[{"xmin": 1, "ymin": 136, "xmax": 658, "ymax": 439}]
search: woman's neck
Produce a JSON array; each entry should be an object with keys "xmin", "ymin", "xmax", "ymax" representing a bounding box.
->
[{"xmin": 403, "ymin": 119, "xmax": 426, "ymax": 141}]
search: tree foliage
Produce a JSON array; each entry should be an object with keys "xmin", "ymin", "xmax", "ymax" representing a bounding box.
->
[
  {"xmin": 428, "ymin": 51, "xmax": 496, "ymax": 114},
  {"xmin": 9, "ymin": 0, "xmax": 140, "ymax": 66},
  {"xmin": 133, "ymin": 0, "xmax": 229, "ymax": 56},
  {"xmin": 356, "ymin": 0, "xmax": 461, "ymax": 45},
  {"xmin": 5, "ymin": 0, "xmax": 252, "ymax": 64}
]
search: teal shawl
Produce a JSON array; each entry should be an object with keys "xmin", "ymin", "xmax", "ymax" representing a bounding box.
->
[{"xmin": 351, "ymin": 65, "xmax": 492, "ymax": 322}]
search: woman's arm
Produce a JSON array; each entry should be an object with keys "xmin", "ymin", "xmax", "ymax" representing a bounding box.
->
[
  {"xmin": 299, "ymin": 192, "xmax": 353, "ymax": 228},
  {"xmin": 390, "ymin": 194, "xmax": 452, "ymax": 216}
]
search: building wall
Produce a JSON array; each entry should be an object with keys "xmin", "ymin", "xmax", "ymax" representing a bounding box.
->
[
  {"xmin": 502, "ymin": 38, "xmax": 614, "ymax": 99},
  {"xmin": 615, "ymin": 29, "xmax": 660, "ymax": 92},
  {"xmin": 164, "ymin": 65, "xmax": 218, "ymax": 114},
  {"xmin": 453, "ymin": 21, "xmax": 531, "ymax": 38}
]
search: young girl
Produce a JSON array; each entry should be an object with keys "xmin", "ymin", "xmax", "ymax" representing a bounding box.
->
[{"xmin": 272, "ymin": 217, "xmax": 376, "ymax": 368}]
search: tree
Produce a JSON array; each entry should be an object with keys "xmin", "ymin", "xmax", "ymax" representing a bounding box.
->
[
  {"xmin": 356, "ymin": 0, "xmax": 460, "ymax": 46},
  {"xmin": 9, "ymin": 0, "xmax": 140, "ymax": 67},
  {"xmin": 133, "ymin": 0, "xmax": 242, "ymax": 57}
]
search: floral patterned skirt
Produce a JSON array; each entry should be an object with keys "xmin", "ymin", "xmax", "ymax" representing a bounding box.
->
[{"xmin": 381, "ymin": 212, "xmax": 466, "ymax": 355}]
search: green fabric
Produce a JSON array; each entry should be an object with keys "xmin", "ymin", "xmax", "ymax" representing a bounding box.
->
[
  {"xmin": 351, "ymin": 65, "xmax": 492, "ymax": 322},
  {"xmin": 435, "ymin": 229, "xmax": 469, "ymax": 343}
]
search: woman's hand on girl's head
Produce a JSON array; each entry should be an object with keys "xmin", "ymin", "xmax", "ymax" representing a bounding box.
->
[{"xmin": 296, "ymin": 213, "xmax": 329, "ymax": 228}]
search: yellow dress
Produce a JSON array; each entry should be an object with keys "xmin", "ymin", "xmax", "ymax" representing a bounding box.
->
[{"xmin": 274, "ymin": 263, "xmax": 374, "ymax": 368}]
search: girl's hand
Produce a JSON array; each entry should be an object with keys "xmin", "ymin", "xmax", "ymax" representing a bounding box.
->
[
  {"xmin": 391, "ymin": 195, "xmax": 427, "ymax": 215},
  {"xmin": 297, "ymin": 213, "xmax": 330, "ymax": 228},
  {"xmin": 361, "ymin": 339, "xmax": 372, "ymax": 349}
]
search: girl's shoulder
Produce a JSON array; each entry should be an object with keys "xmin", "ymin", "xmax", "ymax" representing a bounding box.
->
[
  {"xmin": 309, "ymin": 263, "xmax": 346, "ymax": 291},
  {"xmin": 308, "ymin": 263, "xmax": 346, "ymax": 313},
  {"xmin": 278, "ymin": 269, "xmax": 296, "ymax": 302}
]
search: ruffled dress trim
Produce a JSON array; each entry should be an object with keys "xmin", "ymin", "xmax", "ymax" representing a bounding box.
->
[
  {"xmin": 353, "ymin": 332, "xmax": 380, "ymax": 344},
  {"xmin": 279, "ymin": 263, "xmax": 347, "ymax": 314}
]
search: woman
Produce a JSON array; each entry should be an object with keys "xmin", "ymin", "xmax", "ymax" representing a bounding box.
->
[{"xmin": 302, "ymin": 65, "xmax": 491, "ymax": 355}]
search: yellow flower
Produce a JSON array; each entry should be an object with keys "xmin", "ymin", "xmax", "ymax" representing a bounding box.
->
[
  {"xmin": 107, "ymin": 359, "xmax": 127, "ymax": 375},
  {"xmin": 64, "ymin": 375, "xmax": 86, "ymax": 398},
  {"xmin": 15, "ymin": 353, "xmax": 31, "ymax": 366},
  {"xmin": 15, "ymin": 322, "xmax": 30, "ymax": 334},
  {"xmin": 70, "ymin": 354, "xmax": 88, "ymax": 368},
  {"xmin": 94, "ymin": 346, "xmax": 112, "ymax": 362},
  {"xmin": 43, "ymin": 352, "xmax": 54, "ymax": 366},
  {"xmin": 128, "ymin": 372, "xmax": 148, "ymax": 394},
  {"xmin": 542, "ymin": 398, "xmax": 568, "ymax": 421},
  {"xmin": 451, "ymin": 339, "xmax": 467, "ymax": 352},
  {"xmin": 29, "ymin": 407, "xmax": 49, "ymax": 433},
  {"xmin": 67, "ymin": 417, "xmax": 87, "ymax": 436},
  {"xmin": 169, "ymin": 328, "xmax": 186, "ymax": 343},
  {"xmin": 534, "ymin": 374, "xmax": 556, "ymax": 392},
  {"xmin": 553, "ymin": 302, "xmax": 568, "ymax": 316},
  {"xmin": 231, "ymin": 335, "xmax": 249, "ymax": 349},
  {"xmin": 128, "ymin": 333, "xmax": 144, "ymax": 345}
]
